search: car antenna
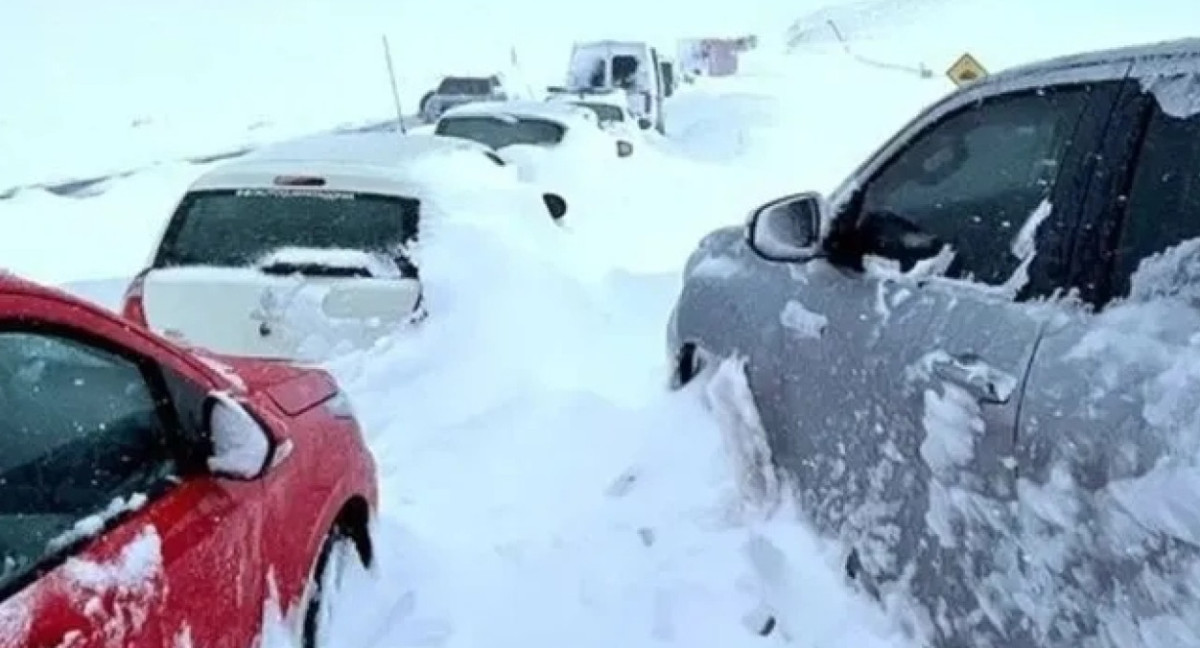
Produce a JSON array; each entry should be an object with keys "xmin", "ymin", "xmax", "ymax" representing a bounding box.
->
[{"xmin": 381, "ymin": 34, "xmax": 408, "ymax": 135}]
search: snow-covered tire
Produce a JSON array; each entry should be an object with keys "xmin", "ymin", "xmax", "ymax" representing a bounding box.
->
[
  {"xmin": 302, "ymin": 522, "xmax": 372, "ymax": 648},
  {"xmin": 671, "ymin": 342, "xmax": 706, "ymax": 389}
]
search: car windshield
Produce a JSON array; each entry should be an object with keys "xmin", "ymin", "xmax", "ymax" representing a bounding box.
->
[
  {"xmin": 435, "ymin": 116, "xmax": 566, "ymax": 150},
  {"xmin": 573, "ymin": 102, "xmax": 625, "ymax": 123},
  {"xmin": 437, "ymin": 77, "xmax": 493, "ymax": 95},
  {"xmin": 153, "ymin": 189, "xmax": 420, "ymax": 268}
]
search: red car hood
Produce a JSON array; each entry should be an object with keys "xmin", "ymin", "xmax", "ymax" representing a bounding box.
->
[{"xmin": 197, "ymin": 352, "xmax": 339, "ymax": 417}]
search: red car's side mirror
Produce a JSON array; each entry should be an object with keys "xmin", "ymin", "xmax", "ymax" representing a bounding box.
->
[{"xmin": 205, "ymin": 392, "xmax": 275, "ymax": 480}]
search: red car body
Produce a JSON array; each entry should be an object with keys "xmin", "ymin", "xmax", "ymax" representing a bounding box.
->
[{"xmin": 0, "ymin": 274, "xmax": 378, "ymax": 647}]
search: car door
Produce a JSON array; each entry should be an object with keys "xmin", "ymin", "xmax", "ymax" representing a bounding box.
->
[
  {"xmin": 1011, "ymin": 61, "xmax": 1200, "ymax": 647},
  {"xmin": 762, "ymin": 77, "xmax": 1124, "ymax": 642},
  {"xmin": 0, "ymin": 294, "xmax": 266, "ymax": 648}
]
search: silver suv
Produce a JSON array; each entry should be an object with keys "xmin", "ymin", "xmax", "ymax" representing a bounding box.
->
[
  {"xmin": 419, "ymin": 75, "xmax": 509, "ymax": 123},
  {"xmin": 668, "ymin": 37, "xmax": 1200, "ymax": 648}
]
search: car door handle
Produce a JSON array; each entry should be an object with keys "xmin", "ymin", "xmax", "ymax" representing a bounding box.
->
[{"xmin": 930, "ymin": 352, "xmax": 1016, "ymax": 405}]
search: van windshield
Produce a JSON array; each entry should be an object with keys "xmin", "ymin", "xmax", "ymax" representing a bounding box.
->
[{"xmin": 153, "ymin": 189, "xmax": 420, "ymax": 269}]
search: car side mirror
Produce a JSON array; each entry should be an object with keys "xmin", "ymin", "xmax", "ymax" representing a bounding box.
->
[
  {"xmin": 616, "ymin": 140, "xmax": 634, "ymax": 158},
  {"xmin": 542, "ymin": 193, "xmax": 568, "ymax": 222},
  {"xmin": 746, "ymin": 192, "xmax": 825, "ymax": 262},
  {"xmin": 637, "ymin": 117, "xmax": 653, "ymax": 130},
  {"xmin": 205, "ymin": 391, "xmax": 274, "ymax": 480}
]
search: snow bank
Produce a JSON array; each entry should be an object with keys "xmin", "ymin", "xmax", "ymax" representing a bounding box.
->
[{"xmin": 0, "ymin": 163, "xmax": 201, "ymax": 285}]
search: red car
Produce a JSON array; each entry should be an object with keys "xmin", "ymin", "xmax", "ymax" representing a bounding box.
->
[{"xmin": 0, "ymin": 274, "xmax": 378, "ymax": 647}]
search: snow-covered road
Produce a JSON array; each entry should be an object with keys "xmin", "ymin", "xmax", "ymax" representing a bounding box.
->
[{"xmin": 8, "ymin": 1, "xmax": 1200, "ymax": 645}]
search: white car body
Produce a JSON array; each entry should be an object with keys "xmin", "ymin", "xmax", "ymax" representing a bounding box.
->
[
  {"xmin": 544, "ymin": 89, "xmax": 642, "ymax": 139},
  {"xmin": 434, "ymin": 100, "xmax": 636, "ymax": 161},
  {"xmin": 126, "ymin": 132, "xmax": 566, "ymax": 361}
]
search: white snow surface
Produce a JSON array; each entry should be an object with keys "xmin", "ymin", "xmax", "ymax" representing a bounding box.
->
[{"xmin": 8, "ymin": 2, "xmax": 1200, "ymax": 647}]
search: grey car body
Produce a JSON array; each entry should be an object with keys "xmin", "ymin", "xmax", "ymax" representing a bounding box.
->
[
  {"xmin": 668, "ymin": 38, "xmax": 1200, "ymax": 647},
  {"xmin": 419, "ymin": 75, "xmax": 508, "ymax": 123}
]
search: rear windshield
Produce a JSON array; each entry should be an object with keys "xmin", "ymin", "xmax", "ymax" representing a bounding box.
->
[
  {"xmin": 573, "ymin": 102, "xmax": 625, "ymax": 123},
  {"xmin": 153, "ymin": 188, "xmax": 419, "ymax": 269},
  {"xmin": 437, "ymin": 77, "xmax": 494, "ymax": 95},
  {"xmin": 434, "ymin": 116, "xmax": 565, "ymax": 150}
]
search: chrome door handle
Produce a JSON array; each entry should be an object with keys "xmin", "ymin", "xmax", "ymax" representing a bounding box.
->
[{"xmin": 931, "ymin": 352, "xmax": 1017, "ymax": 404}]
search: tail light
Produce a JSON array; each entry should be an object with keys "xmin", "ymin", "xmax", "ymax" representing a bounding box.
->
[{"xmin": 121, "ymin": 268, "xmax": 151, "ymax": 327}]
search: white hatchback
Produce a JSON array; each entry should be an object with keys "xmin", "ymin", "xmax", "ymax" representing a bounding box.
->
[
  {"xmin": 433, "ymin": 100, "xmax": 637, "ymax": 161},
  {"xmin": 119, "ymin": 132, "xmax": 568, "ymax": 361}
]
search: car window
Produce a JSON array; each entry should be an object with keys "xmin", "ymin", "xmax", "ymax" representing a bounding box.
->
[
  {"xmin": 435, "ymin": 116, "xmax": 566, "ymax": 149},
  {"xmin": 153, "ymin": 189, "xmax": 420, "ymax": 269},
  {"xmin": 1109, "ymin": 101, "xmax": 1200, "ymax": 300},
  {"xmin": 437, "ymin": 77, "xmax": 492, "ymax": 95},
  {"xmin": 860, "ymin": 87, "xmax": 1089, "ymax": 288},
  {"xmin": 0, "ymin": 331, "xmax": 174, "ymax": 594},
  {"xmin": 612, "ymin": 55, "xmax": 640, "ymax": 88},
  {"xmin": 573, "ymin": 102, "xmax": 625, "ymax": 123}
]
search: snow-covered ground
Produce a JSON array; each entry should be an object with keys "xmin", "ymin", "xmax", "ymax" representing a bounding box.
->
[{"xmin": 6, "ymin": 0, "xmax": 1200, "ymax": 646}]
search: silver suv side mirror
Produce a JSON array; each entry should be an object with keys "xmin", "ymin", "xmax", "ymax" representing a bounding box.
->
[{"xmin": 746, "ymin": 192, "xmax": 825, "ymax": 262}]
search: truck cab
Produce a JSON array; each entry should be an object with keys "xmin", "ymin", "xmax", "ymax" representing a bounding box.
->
[{"xmin": 565, "ymin": 40, "xmax": 669, "ymax": 134}]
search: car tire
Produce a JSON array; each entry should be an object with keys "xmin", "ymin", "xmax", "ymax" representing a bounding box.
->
[
  {"xmin": 301, "ymin": 519, "xmax": 374, "ymax": 648},
  {"xmin": 672, "ymin": 342, "xmax": 705, "ymax": 389}
]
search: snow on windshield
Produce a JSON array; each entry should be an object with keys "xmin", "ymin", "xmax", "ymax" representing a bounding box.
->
[{"xmin": 155, "ymin": 189, "xmax": 419, "ymax": 269}]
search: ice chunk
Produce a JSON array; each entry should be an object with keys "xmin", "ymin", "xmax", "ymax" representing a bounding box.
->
[
  {"xmin": 780, "ymin": 299, "xmax": 827, "ymax": 339},
  {"xmin": 702, "ymin": 356, "xmax": 782, "ymax": 519},
  {"xmin": 1141, "ymin": 72, "xmax": 1200, "ymax": 119},
  {"xmin": 64, "ymin": 525, "xmax": 162, "ymax": 591},
  {"xmin": 48, "ymin": 493, "xmax": 149, "ymax": 552},
  {"xmin": 919, "ymin": 383, "xmax": 983, "ymax": 477},
  {"xmin": 255, "ymin": 246, "xmax": 403, "ymax": 279}
]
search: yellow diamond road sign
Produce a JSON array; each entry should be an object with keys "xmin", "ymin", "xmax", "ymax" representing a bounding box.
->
[{"xmin": 946, "ymin": 52, "xmax": 988, "ymax": 87}]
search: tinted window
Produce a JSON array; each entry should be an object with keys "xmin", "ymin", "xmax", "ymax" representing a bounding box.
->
[
  {"xmin": 573, "ymin": 102, "xmax": 625, "ymax": 123},
  {"xmin": 0, "ymin": 331, "xmax": 172, "ymax": 593},
  {"xmin": 154, "ymin": 189, "xmax": 420, "ymax": 268},
  {"xmin": 1109, "ymin": 103, "xmax": 1200, "ymax": 299},
  {"xmin": 860, "ymin": 88, "xmax": 1088, "ymax": 287},
  {"xmin": 437, "ymin": 77, "xmax": 493, "ymax": 95},
  {"xmin": 435, "ymin": 116, "xmax": 566, "ymax": 150}
]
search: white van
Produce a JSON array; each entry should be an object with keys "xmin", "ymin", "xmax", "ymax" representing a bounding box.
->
[{"xmin": 563, "ymin": 40, "xmax": 673, "ymax": 134}]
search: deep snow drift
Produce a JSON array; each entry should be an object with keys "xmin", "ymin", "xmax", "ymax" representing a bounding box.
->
[{"xmin": 7, "ymin": 0, "xmax": 1200, "ymax": 646}]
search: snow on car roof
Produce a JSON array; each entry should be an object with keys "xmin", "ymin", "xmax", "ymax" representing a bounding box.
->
[
  {"xmin": 439, "ymin": 100, "xmax": 596, "ymax": 126},
  {"xmin": 189, "ymin": 132, "xmax": 504, "ymax": 197},
  {"xmin": 245, "ymin": 131, "xmax": 491, "ymax": 167}
]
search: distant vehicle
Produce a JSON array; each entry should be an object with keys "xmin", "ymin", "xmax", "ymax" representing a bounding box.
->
[
  {"xmin": 544, "ymin": 87, "xmax": 642, "ymax": 138},
  {"xmin": 0, "ymin": 273, "xmax": 377, "ymax": 648},
  {"xmin": 120, "ymin": 133, "xmax": 568, "ymax": 361},
  {"xmin": 435, "ymin": 100, "xmax": 636, "ymax": 160},
  {"xmin": 677, "ymin": 38, "xmax": 741, "ymax": 77},
  {"xmin": 419, "ymin": 74, "xmax": 509, "ymax": 123},
  {"xmin": 667, "ymin": 37, "xmax": 1200, "ymax": 648},
  {"xmin": 564, "ymin": 40, "xmax": 669, "ymax": 133}
]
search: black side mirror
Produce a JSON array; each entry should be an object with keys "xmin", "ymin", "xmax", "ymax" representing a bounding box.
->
[
  {"xmin": 746, "ymin": 192, "xmax": 825, "ymax": 262},
  {"xmin": 637, "ymin": 117, "xmax": 653, "ymax": 130},
  {"xmin": 542, "ymin": 193, "xmax": 568, "ymax": 222}
]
